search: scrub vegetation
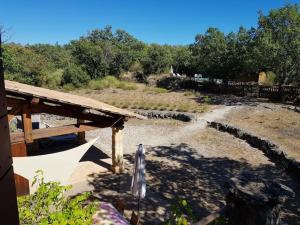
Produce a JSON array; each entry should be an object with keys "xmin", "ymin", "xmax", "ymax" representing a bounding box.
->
[
  {"xmin": 18, "ymin": 171, "xmax": 96, "ymax": 225},
  {"xmin": 3, "ymin": 4, "xmax": 300, "ymax": 88}
]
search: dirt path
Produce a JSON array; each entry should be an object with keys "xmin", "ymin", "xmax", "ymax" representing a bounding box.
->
[
  {"xmin": 87, "ymin": 106, "xmax": 236, "ymax": 155},
  {"xmin": 168, "ymin": 106, "xmax": 235, "ymax": 142}
]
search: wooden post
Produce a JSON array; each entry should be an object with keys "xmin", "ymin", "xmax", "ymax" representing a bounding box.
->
[
  {"xmin": 77, "ymin": 119, "xmax": 85, "ymax": 144},
  {"xmin": 22, "ymin": 104, "xmax": 33, "ymax": 144},
  {"xmin": 0, "ymin": 29, "xmax": 20, "ymax": 224},
  {"xmin": 112, "ymin": 122, "xmax": 124, "ymax": 173},
  {"xmin": 11, "ymin": 141, "xmax": 29, "ymax": 196}
]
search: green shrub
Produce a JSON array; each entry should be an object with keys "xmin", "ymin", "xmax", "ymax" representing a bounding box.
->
[
  {"xmin": 117, "ymin": 81, "xmax": 137, "ymax": 90},
  {"xmin": 163, "ymin": 199, "xmax": 228, "ymax": 225},
  {"xmin": 88, "ymin": 76, "xmax": 138, "ymax": 90},
  {"xmin": 62, "ymin": 83, "xmax": 76, "ymax": 91},
  {"xmin": 162, "ymin": 199, "xmax": 195, "ymax": 225},
  {"xmin": 42, "ymin": 69, "xmax": 63, "ymax": 88},
  {"xmin": 265, "ymin": 71, "xmax": 276, "ymax": 86},
  {"xmin": 18, "ymin": 170, "xmax": 97, "ymax": 225},
  {"xmin": 3, "ymin": 44, "xmax": 55, "ymax": 86},
  {"xmin": 62, "ymin": 64, "xmax": 90, "ymax": 88},
  {"xmin": 203, "ymin": 96, "xmax": 211, "ymax": 103}
]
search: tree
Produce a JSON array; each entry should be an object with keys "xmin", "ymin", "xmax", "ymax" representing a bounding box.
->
[
  {"xmin": 191, "ymin": 27, "xmax": 228, "ymax": 78},
  {"xmin": 142, "ymin": 44, "xmax": 172, "ymax": 75},
  {"xmin": 87, "ymin": 25, "xmax": 114, "ymax": 43},
  {"xmin": 225, "ymin": 27, "xmax": 258, "ymax": 80},
  {"xmin": 255, "ymin": 4, "xmax": 300, "ymax": 85},
  {"xmin": 70, "ymin": 39, "xmax": 109, "ymax": 79},
  {"xmin": 30, "ymin": 44, "xmax": 72, "ymax": 69},
  {"xmin": 3, "ymin": 44, "xmax": 54, "ymax": 86},
  {"xmin": 61, "ymin": 64, "xmax": 90, "ymax": 87},
  {"xmin": 171, "ymin": 46, "xmax": 192, "ymax": 75}
]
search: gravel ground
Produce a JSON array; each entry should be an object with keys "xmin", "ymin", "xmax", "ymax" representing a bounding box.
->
[
  {"xmin": 85, "ymin": 106, "xmax": 270, "ymax": 166},
  {"xmin": 85, "ymin": 106, "xmax": 235, "ymax": 156}
]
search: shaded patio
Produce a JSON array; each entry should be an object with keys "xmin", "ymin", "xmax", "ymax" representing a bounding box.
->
[{"xmin": 5, "ymin": 80, "xmax": 144, "ymax": 195}]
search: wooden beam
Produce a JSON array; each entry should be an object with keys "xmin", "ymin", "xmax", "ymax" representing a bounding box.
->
[
  {"xmin": 10, "ymin": 121, "xmax": 115, "ymax": 143},
  {"xmin": 7, "ymin": 105, "xmax": 22, "ymax": 123},
  {"xmin": 11, "ymin": 142, "xmax": 30, "ymax": 197},
  {"xmin": 112, "ymin": 121, "xmax": 124, "ymax": 173},
  {"xmin": 77, "ymin": 119, "xmax": 85, "ymax": 144},
  {"xmin": 22, "ymin": 104, "xmax": 33, "ymax": 144},
  {"xmin": 11, "ymin": 141, "xmax": 27, "ymax": 157},
  {"xmin": 0, "ymin": 30, "xmax": 20, "ymax": 224},
  {"xmin": 6, "ymin": 97, "xmax": 124, "ymax": 124},
  {"xmin": 30, "ymin": 97, "xmax": 40, "ymax": 105},
  {"xmin": 6, "ymin": 93, "xmax": 125, "ymax": 119}
]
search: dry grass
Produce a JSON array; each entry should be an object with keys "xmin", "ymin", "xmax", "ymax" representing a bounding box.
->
[
  {"xmin": 189, "ymin": 128, "xmax": 272, "ymax": 166},
  {"xmin": 73, "ymin": 85, "xmax": 209, "ymax": 113},
  {"xmin": 219, "ymin": 104, "xmax": 300, "ymax": 161},
  {"xmin": 88, "ymin": 76, "xmax": 138, "ymax": 90}
]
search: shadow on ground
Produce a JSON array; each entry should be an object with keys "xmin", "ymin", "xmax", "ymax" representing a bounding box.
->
[
  {"xmin": 88, "ymin": 143, "xmax": 300, "ymax": 225},
  {"xmin": 80, "ymin": 145, "xmax": 111, "ymax": 170}
]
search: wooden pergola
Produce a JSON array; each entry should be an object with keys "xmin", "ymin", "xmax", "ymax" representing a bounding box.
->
[{"xmin": 5, "ymin": 80, "xmax": 144, "ymax": 175}]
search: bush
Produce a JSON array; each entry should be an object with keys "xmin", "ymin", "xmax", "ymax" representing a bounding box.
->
[
  {"xmin": 162, "ymin": 199, "xmax": 195, "ymax": 225},
  {"xmin": 163, "ymin": 199, "xmax": 228, "ymax": 225},
  {"xmin": 18, "ymin": 170, "xmax": 96, "ymax": 225},
  {"xmin": 88, "ymin": 75, "xmax": 138, "ymax": 90},
  {"xmin": 42, "ymin": 69, "xmax": 63, "ymax": 89},
  {"xmin": 61, "ymin": 64, "xmax": 90, "ymax": 88},
  {"xmin": 265, "ymin": 71, "xmax": 276, "ymax": 86},
  {"xmin": 3, "ymin": 44, "xmax": 54, "ymax": 86},
  {"xmin": 203, "ymin": 95, "xmax": 211, "ymax": 103}
]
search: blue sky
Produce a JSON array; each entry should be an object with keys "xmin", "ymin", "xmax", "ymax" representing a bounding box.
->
[{"xmin": 1, "ymin": 0, "xmax": 299, "ymax": 45}]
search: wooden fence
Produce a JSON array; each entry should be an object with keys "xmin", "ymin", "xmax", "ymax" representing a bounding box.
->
[{"xmin": 198, "ymin": 82, "xmax": 300, "ymax": 101}]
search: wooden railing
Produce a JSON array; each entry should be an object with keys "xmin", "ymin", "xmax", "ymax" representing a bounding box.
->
[{"xmin": 198, "ymin": 82, "xmax": 300, "ymax": 101}]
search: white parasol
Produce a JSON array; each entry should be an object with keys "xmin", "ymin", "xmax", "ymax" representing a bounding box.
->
[{"xmin": 131, "ymin": 144, "xmax": 146, "ymax": 220}]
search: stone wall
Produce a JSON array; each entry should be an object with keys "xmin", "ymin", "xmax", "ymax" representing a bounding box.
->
[
  {"xmin": 135, "ymin": 110, "xmax": 195, "ymax": 122},
  {"xmin": 208, "ymin": 121, "xmax": 300, "ymax": 175}
]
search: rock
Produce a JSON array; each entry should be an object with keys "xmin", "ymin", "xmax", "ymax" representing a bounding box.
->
[
  {"xmin": 226, "ymin": 173, "xmax": 295, "ymax": 225},
  {"xmin": 134, "ymin": 110, "xmax": 196, "ymax": 122}
]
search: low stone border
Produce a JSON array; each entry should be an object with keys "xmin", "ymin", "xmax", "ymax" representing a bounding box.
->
[
  {"xmin": 135, "ymin": 110, "xmax": 196, "ymax": 122},
  {"xmin": 282, "ymin": 105, "xmax": 300, "ymax": 113},
  {"xmin": 208, "ymin": 121, "xmax": 300, "ymax": 175}
]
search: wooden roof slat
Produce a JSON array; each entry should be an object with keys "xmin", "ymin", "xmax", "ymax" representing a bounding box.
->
[{"xmin": 5, "ymin": 80, "xmax": 145, "ymax": 119}]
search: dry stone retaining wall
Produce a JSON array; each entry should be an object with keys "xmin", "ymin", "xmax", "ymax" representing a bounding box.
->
[{"xmin": 135, "ymin": 110, "xmax": 195, "ymax": 122}]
